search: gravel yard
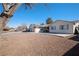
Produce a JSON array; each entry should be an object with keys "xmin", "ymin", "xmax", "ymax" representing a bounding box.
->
[{"xmin": 0, "ymin": 32, "xmax": 79, "ymax": 56}]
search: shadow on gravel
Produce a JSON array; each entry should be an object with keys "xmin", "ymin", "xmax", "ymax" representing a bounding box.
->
[
  {"xmin": 63, "ymin": 43, "xmax": 79, "ymax": 56},
  {"xmin": 69, "ymin": 35, "xmax": 79, "ymax": 42}
]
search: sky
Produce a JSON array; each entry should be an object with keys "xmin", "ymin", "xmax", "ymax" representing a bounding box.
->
[{"xmin": 0, "ymin": 3, "xmax": 79, "ymax": 28}]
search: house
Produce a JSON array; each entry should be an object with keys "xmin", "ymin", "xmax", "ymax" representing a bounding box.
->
[
  {"xmin": 34, "ymin": 24, "xmax": 50, "ymax": 33},
  {"xmin": 49, "ymin": 20, "xmax": 79, "ymax": 34},
  {"xmin": 16, "ymin": 25, "xmax": 27, "ymax": 32},
  {"xmin": 29, "ymin": 24, "xmax": 36, "ymax": 32},
  {"xmin": 29, "ymin": 24, "xmax": 50, "ymax": 33},
  {"xmin": 9, "ymin": 28, "xmax": 15, "ymax": 32}
]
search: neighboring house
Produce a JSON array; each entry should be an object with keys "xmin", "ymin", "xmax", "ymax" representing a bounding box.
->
[
  {"xmin": 29, "ymin": 24, "xmax": 49, "ymax": 33},
  {"xmin": 34, "ymin": 24, "xmax": 50, "ymax": 33},
  {"xmin": 16, "ymin": 25, "xmax": 27, "ymax": 32},
  {"xmin": 9, "ymin": 28, "xmax": 15, "ymax": 32},
  {"xmin": 29, "ymin": 24, "xmax": 36, "ymax": 32},
  {"xmin": 49, "ymin": 20, "xmax": 79, "ymax": 34}
]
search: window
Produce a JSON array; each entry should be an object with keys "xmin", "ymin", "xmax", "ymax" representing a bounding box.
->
[
  {"xmin": 59, "ymin": 24, "xmax": 69, "ymax": 30},
  {"xmin": 59, "ymin": 25, "xmax": 64, "ymax": 30},
  {"xmin": 51, "ymin": 26, "xmax": 56, "ymax": 30}
]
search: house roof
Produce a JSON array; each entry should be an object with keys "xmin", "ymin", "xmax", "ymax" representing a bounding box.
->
[
  {"xmin": 35, "ymin": 24, "xmax": 50, "ymax": 28},
  {"xmin": 35, "ymin": 20, "xmax": 79, "ymax": 28},
  {"xmin": 54, "ymin": 20, "xmax": 79, "ymax": 24}
]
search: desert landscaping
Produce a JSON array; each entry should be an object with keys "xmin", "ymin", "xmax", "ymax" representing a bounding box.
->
[{"xmin": 0, "ymin": 32, "xmax": 79, "ymax": 56}]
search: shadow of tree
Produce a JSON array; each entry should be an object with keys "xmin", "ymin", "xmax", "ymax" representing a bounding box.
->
[
  {"xmin": 63, "ymin": 43, "xmax": 79, "ymax": 56},
  {"xmin": 69, "ymin": 35, "xmax": 79, "ymax": 42}
]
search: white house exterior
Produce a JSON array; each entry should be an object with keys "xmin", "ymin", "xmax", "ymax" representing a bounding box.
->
[{"xmin": 49, "ymin": 20, "xmax": 79, "ymax": 34}]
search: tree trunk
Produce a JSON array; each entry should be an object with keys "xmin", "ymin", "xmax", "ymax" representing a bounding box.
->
[{"xmin": 0, "ymin": 16, "xmax": 8, "ymax": 39}]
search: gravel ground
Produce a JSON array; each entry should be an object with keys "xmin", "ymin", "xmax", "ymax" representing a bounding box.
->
[{"xmin": 0, "ymin": 32, "xmax": 78, "ymax": 56}]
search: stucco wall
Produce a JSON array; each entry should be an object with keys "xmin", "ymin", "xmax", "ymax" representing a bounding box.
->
[{"xmin": 49, "ymin": 21, "xmax": 74, "ymax": 34}]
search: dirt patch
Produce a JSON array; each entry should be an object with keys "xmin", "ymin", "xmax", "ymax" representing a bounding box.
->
[{"xmin": 0, "ymin": 32, "xmax": 78, "ymax": 56}]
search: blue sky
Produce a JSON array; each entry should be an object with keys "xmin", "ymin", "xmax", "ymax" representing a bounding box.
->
[{"xmin": 0, "ymin": 3, "xmax": 79, "ymax": 28}]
